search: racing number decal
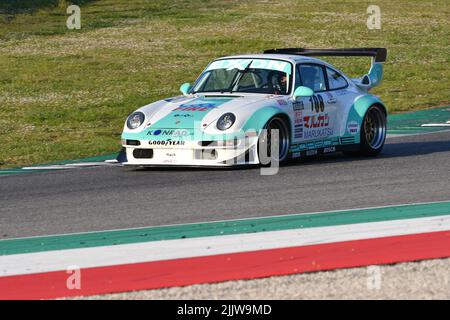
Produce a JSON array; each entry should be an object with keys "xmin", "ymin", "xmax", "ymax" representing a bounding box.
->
[{"xmin": 309, "ymin": 94, "xmax": 324, "ymax": 113}]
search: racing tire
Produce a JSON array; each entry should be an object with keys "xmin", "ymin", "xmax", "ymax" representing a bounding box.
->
[
  {"xmin": 258, "ymin": 116, "xmax": 290, "ymax": 165},
  {"xmin": 359, "ymin": 105, "xmax": 387, "ymax": 156}
]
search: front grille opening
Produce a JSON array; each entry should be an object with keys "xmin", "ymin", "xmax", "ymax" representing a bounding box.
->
[
  {"xmin": 198, "ymin": 139, "xmax": 239, "ymax": 147},
  {"xmin": 133, "ymin": 149, "xmax": 153, "ymax": 159},
  {"xmin": 126, "ymin": 139, "xmax": 140, "ymax": 146},
  {"xmin": 199, "ymin": 141, "xmax": 213, "ymax": 147},
  {"xmin": 194, "ymin": 149, "xmax": 218, "ymax": 160}
]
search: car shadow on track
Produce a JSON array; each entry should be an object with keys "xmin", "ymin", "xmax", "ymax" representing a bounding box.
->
[
  {"xmin": 126, "ymin": 164, "xmax": 259, "ymax": 173},
  {"xmin": 382, "ymin": 140, "xmax": 450, "ymax": 157},
  {"xmin": 283, "ymin": 139, "xmax": 450, "ymax": 168}
]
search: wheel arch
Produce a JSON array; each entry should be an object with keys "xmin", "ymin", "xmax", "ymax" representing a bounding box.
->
[
  {"xmin": 343, "ymin": 95, "xmax": 387, "ymax": 143},
  {"xmin": 242, "ymin": 106, "xmax": 291, "ymax": 135},
  {"xmin": 272, "ymin": 113, "xmax": 292, "ymax": 138},
  {"xmin": 353, "ymin": 95, "xmax": 387, "ymax": 119}
]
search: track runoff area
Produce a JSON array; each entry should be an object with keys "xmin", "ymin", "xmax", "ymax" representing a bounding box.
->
[{"xmin": 0, "ymin": 107, "xmax": 449, "ymax": 299}]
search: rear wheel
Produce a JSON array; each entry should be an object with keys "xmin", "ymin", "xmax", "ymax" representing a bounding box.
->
[
  {"xmin": 258, "ymin": 117, "xmax": 290, "ymax": 165},
  {"xmin": 360, "ymin": 105, "xmax": 387, "ymax": 156}
]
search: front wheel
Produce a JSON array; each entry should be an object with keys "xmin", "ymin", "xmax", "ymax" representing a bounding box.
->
[
  {"xmin": 258, "ymin": 116, "xmax": 290, "ymax": 165},
  {"xmin": 359, "ymin": 105, "xmax": 387, "ymax": 156}
]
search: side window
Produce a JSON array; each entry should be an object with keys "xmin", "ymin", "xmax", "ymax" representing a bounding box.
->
[
  {"xmin": 298, "ymin": 64, "xmax": 326, "ymax": 92},
  {"xmin": 326, "ymin": 67, "xmax": 348, "ymax": 90}
]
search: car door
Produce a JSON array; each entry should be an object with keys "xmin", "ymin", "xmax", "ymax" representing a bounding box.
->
[
  {"xmin": 324, "ymin": 66, "xmax": 355, "ymax": 138},
  {"xmin": 293, "ymin": 63, "xmax": 338, "ymax": 149}
]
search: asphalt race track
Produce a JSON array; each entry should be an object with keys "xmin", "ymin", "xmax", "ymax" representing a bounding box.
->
[{"xmin": 1, "ymin": 131, "xmax": 450, "ymax": 239}]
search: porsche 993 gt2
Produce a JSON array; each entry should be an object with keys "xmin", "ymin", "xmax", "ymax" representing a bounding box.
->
[{"xmin": 121, "ymin": 48, "xmax": 387, "ymax": 167}]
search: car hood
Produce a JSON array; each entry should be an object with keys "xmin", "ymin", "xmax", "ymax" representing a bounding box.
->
[{"xmin": 138, "ymin": 94, "xmax": 280, "ymax": 130}]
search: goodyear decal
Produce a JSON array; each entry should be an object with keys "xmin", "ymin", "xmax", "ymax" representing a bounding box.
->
[{"xmin": 148, "ymin": 140, "xmax": 186, "ymax": 146}]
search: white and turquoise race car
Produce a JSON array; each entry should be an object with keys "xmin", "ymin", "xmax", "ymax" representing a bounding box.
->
[{"xmin": 121, "ymin": 48, "xmax": 387, "ymax": 167}]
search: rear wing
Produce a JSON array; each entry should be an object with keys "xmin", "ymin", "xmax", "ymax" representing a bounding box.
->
[{"xmin": 263, "ymin": 48, "xmax": 387, "ymax": 91}]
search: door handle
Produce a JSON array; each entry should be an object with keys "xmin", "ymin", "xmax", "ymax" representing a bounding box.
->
[{"xmin": 327, "ymin": 98, "xmax": 337, "ymax": 104}]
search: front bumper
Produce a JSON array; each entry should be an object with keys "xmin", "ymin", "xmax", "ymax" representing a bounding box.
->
[{"xmin": 121, "ymin": 136, "xmax": 259, "ymax": 167}]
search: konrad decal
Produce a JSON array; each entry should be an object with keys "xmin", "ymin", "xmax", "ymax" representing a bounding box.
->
[{"xmin": 147, "ymin": 129, "xmax": 191, "ymax": 137}]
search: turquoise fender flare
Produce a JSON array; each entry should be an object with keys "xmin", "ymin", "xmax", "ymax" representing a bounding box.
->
[
  {"xmin": 353, "ymin": 95, "xmax": 386, "ymax": 118},
  {"xmin": 345, "ymin": 95, "xmax": 387, "ymax": 144},
  {"xmin": 242, "ymin": 106, "xmax": 290, "ymax": 134}
]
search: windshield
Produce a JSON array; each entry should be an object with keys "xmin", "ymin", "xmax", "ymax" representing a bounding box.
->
[{"xmin": 192, "ymin": 58, "xmax": 293, "ymax": 95}]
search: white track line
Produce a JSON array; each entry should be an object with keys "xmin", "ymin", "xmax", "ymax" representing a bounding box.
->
[
  {"xmin": 1, "ymin": 215, "xmax": 450, "ymax": 277},
  {"xmin": 22, "ymin": 162, "xmax": 121, "ymax": 170},
  {"xmin": 421, "ymin": 123, "xmax": 450, "ymax": 127},
  {"xmin": 387, "ymin": 128, "xmax": 450, "ymax": 138}
]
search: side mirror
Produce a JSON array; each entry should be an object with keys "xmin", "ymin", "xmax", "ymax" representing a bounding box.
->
[
  {"xmin": 293, "ymin": 86, "xmax": 314, "ymax": 98},
  {"xmin": 179, "ymin": 83, "xmax": 192, "ymax": 95}
]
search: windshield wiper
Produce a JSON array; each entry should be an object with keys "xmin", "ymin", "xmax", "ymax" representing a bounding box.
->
[{"xmin": 229, "ymin": 60, "xmax": 253, "ymax": 94}]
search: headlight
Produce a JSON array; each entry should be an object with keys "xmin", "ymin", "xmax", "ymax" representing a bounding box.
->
[
  {"xmin": 216, "ymin": 113, "xmax": 236, "ymax": 131},
  {"xmin": 127, "ymin": 112, "xmax": 145, "ymax": 129}
]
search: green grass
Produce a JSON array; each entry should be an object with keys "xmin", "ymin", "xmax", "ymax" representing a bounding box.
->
[{"xmin": 0, "ymin": 0, "xmax": 449, "ymax": 168}]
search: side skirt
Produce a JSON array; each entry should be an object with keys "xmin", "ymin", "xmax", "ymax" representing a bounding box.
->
[{"xmin": 289, "ymin": 144, "xmax": 360, "ymax": 159}]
